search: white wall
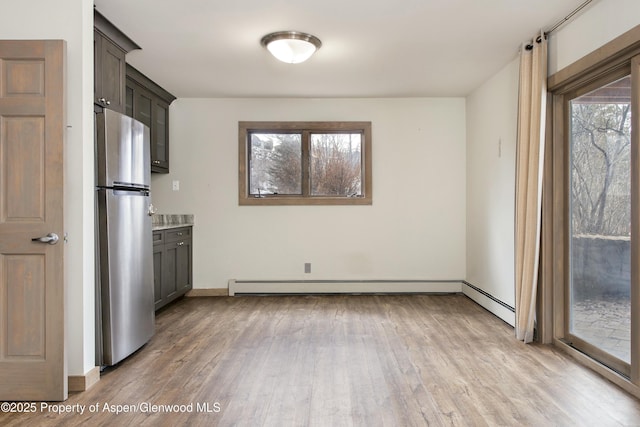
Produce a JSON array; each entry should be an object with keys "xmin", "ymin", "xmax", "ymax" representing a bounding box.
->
[
  {"xmin": 0, "ymin": 0, "xmax": 95, "ymax": 376},
  {"xmin": 151, "ymin": 98, "xmax": 466, "ymax": 289},
  {"xmin": 465, "ymin": 59, "xmax": 519, "ymax": 325},
  {"xmin": 464, "ymin": 0, "xmax": 640, "ymax": 325},
  {"xmin": 549, "ymin": 0, "xmax": 640, "ymax": 75}
]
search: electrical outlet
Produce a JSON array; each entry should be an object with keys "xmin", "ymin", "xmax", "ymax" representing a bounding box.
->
[
  {"xmin": 172, "ymin": 180, "xmax": 180, "ymax": 191},
  {"xmin": 304, "ymin": 263, "xmax": 311, "ymax": 274}
]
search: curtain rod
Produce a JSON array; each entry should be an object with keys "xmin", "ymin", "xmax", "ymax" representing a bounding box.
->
[
  {"xmin": 545, "ymin": 0, "xmax": 595, "ymax": 35},
  {"xmin": 525, "ymin": 0, "xmax": 595, "ymax": 50}
]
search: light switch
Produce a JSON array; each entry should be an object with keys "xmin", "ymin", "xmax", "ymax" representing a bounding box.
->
[{"xmin": 172, "ymin": 180, "xmax": 180, "ymax": 191}]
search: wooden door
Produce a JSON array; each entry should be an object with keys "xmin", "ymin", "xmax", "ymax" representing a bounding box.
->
[{"xmin": 0, "ymin": 40, "xmax": 66, "ymax": 401}]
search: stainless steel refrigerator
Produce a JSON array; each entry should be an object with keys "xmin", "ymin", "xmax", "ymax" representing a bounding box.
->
[{"xmin": 95, "ymin": 109, "xmax": 155, "ymax": 367}]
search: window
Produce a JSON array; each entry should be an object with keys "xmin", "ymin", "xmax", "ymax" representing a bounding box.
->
[
  {"xmin": 239, "ymin": 121, "xmax": 372, "ymax": 205},
  {"xmin": 568, "ymin": 72, "xmax": 632, "ymax": 375}
]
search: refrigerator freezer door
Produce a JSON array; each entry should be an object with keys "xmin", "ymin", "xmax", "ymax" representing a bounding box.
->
[
  {"xmin": 96, "ymin": 109, "xmax": 150, "ymax": 188},
  {"xmin": 97, "ymin": 188, "xmax": 155, "ymax": 366}
]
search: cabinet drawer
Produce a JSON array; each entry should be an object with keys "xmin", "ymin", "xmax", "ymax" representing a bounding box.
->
[
  {"xmin": 165, "ymin": 227, "xmax": 192, "ymax": 243},
  {"xmin": 153, "ymin": 231, "xmax": 164, "ymax": 246}
]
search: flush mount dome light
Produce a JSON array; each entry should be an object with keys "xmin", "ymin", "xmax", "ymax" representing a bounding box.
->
[{"xmin": 261, "ymin": 31, "xmax": 322, "ymax": 64}]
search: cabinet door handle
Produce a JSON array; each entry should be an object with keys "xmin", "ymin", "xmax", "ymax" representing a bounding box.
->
[
  {"xmin": 176, "ymin": 232, "xmax": 183, "ymax": 236},
  {"xmin": 177, "ymin": 242, "xmax": 185, "ymax": 246},
  {"xmin": 153, "ymin": 160, "xmax": 161, "ymax": 165},
  {"xmin": 98, "ymin": 97, "xmax": 111, "ymax": 106}
]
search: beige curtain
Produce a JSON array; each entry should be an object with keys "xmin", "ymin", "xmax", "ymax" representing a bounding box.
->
[{"xmin": 515, "ymin": 31, "xmax": 547, "ymax": 343}]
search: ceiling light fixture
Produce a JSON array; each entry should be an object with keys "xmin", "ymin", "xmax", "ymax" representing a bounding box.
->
[{"xmin": 261, "ymin": 31, "xmax": 322, "ymax": 64}]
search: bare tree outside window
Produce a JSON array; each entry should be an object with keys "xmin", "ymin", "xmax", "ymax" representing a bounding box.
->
[
  {"xmin": 570, "ymin": 76, "xmax": 631, "ymax": 237},
  {"xmin": 310, "ymin": 133, "xmax": 362, "ymax": 196}
]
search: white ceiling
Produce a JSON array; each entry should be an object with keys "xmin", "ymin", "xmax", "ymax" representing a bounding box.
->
[{"xmin": 93, "ymin": 0, "xmax": 589, "ymax": 99}]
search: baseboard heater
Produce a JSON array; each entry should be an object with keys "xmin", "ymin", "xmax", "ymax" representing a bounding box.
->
[
  {"xmin": 461, "ymin": 281, "xmax": 516, "ymax": 326},
  {"xmin": 228, "ymin": 279, "xmax": 463, "ymax": 296}
]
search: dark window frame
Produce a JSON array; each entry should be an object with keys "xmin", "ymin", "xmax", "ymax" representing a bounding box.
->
[{"xmin": 238, "ymin": 121, "xmax": 372, "ymax": 205}]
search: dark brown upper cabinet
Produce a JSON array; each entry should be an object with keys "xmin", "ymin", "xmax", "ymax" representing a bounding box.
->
[
  {"xmin": 94, "ymin": 9, "xmax": 140, "ymax": 113},
  {"xmin": 126, "ymin": 65, "xmax": 176, "ymax": 173}
]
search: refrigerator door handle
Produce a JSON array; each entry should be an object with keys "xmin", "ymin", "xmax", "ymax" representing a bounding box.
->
[{"xmin": 31, "ymin": 232, "xmax": 60, "ymax": 245}]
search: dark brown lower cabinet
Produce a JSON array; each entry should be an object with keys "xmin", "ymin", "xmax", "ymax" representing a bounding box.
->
[{"xmin": 152, "ymin": 226, "xmax": 192, "ymax": 310}]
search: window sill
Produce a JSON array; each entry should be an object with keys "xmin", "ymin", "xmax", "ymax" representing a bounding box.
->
[{"xmin": 239, "ymin": 196, "xmax": 372, "ymax": 206}]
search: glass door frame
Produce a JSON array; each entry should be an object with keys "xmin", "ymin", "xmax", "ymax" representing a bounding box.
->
[
  {"xmin": 632, "ymin": 55, "xmax": 640, "ymax": 385},
  {"xmin": 546, "ymin": 28, "xmax": 640, "ymax": 392},
  {"xmin": 563, "ymin": 67, "xmax": 633, "ymax": 377}
]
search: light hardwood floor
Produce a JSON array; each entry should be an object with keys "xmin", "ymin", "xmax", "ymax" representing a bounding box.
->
[{"xmin": 2, "ymin": 294, "xmax": 640, "ymax": 426}]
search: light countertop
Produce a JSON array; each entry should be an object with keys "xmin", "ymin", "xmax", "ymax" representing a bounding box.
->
[{"xmin": 152, "ymin": 214, "xmax": 194, "ymax": 231}]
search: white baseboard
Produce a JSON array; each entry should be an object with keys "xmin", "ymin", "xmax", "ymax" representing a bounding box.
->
[{"xmin": 228, "ymin": 279, "xmax": 463, "ymax": 296}]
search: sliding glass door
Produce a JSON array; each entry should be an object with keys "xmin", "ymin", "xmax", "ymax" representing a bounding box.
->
[
  {"xmin": 548, "ymin": 27, "xmax": 640, "ymax": 391},
  {"xmin": 567, "ymin": 73, "xmax": 632, "ymax": 376}
]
